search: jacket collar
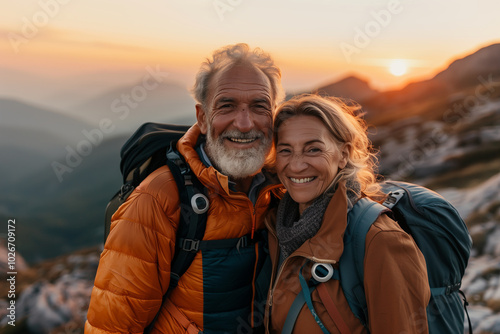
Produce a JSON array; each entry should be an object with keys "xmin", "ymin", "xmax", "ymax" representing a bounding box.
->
[
  {"xmin": 290, "ymin": 181, "xmax": 350, "ymax": 263},
  {"xmin": 176, "ymin": 123, "xmax": 232, "ymax": 195}
]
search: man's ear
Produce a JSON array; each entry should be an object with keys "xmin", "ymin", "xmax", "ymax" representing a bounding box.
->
[
  {"xmin": 196, "ymin": 104, "xmax": 208, "ymax": 134},
  {"xmin": 339, "ymin": 144, "xmax": 350, "ymax": 169}
]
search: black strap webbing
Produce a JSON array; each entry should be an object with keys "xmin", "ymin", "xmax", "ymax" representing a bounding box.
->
[
  {"xmin": 165, "ymin": 157, "xmax": 205, "ymax": 293},
  {"xmin": 145, "ymin": 149, "xmax": 205, "ymax": 334},
  {"xmin": 459, "ymin": 290, "xmax": 473, "ymax": 334},
  {"xmin": 178, "ymin": 233, "xmax": 261, "ymax": 252}
]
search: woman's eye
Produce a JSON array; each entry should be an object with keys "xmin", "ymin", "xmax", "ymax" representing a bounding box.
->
[{"xmin": 308, "ymin": 147, "xmax": 321, "ymax": 153}]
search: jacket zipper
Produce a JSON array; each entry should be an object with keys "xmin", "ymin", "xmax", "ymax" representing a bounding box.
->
[
  {"xmin": 268, "ymin": 255, "xmax": 293, "ymax": 308},
  {"xmin": 232, "ymin": 183, "xmax": 282, "ymax": 326},
  {"xmin": 265, "ymin": 221, "xmax": 279, "ymax": 308},
  {"xmin": 233, "ymin": 183, "xmax": 282, "ymax": 239}
]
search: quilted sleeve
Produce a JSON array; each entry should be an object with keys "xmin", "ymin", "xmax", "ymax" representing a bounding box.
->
[
  {"xmin": 85, "ymin": 169, "xmax": 179, "ymax": 333},
  {"xmin": 364, "ymin": 214, "xmax": 431, "ymax": 334}
]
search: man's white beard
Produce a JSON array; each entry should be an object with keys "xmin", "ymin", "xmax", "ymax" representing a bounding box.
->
[{"xmin": 205, "ymin": 127, "xmax": 271, "ymax": 179}]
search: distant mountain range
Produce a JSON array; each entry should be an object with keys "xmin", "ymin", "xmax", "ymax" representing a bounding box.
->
[
  {"xmin": 71, "ymin": 79, "xmax": 197, "ymax": 134},
  {"xmin": 313, "ymin": 43, "xmax": 500, "ymax": 125},
  {"xmin": 279, "ymin": 43, "xmax": 499, "ymax": 127},
  {"xmin": 1, "ymin": 98, "xmax": 92, "ymax": 141},
  {"xmin": 313, "ymin": 75, "xmax": 379, "ymax": 104},
  {"xmin": 1, "ymin": 133, "xmax": 126, "ymax": 263},
  {"xmin": 0, "ymin": 99, "xmax": 93, "ymax": 189}
]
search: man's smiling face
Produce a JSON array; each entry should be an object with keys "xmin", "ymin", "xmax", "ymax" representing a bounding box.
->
[{"xmin": 197, "ymin": 64, "xmax": 274, "ymax": 179}]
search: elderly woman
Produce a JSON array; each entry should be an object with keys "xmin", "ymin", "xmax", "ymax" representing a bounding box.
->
[{"xmin": 265, "ymin": 94, "xmax": 430, "ymax": 333}]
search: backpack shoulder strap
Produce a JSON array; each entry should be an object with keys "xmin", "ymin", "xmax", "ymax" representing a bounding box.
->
[
  {"xmin": 144, "ymin": 144, "xmax": 208, "ymax": 334},
  {"xmin": 339, "ymin": 198, "xmax": 388, "ymax": 327},
  {"xmin": 165, "ymin": 144, "xmax": 209, "ymax": 292}
]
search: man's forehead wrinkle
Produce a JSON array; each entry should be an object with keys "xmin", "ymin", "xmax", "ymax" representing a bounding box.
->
[
  {"xmin": 206, "ymin": 64, "xmax": 274, "ymax": 108},
  {"xmin": 216, "ymin": 82, "xmax": 271, "ymax": 89},
  {"xmin": 212, "ymin": 88, "xmax": 272, "ymax": 100}
]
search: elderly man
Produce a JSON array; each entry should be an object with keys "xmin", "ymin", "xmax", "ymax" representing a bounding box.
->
[{"xmin": 85, "ymin": 43, "xmax": 285, "ymax": 333}]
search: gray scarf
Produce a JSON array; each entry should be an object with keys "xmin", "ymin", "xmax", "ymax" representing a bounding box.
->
[{"xmin": 276, "ymin": 181, "xmax": 360, "ymax": 259}]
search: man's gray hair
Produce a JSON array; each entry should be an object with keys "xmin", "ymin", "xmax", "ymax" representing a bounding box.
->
[{"xmin": 192, "ymin": 43, "xmax": 285, "ymax": 109}]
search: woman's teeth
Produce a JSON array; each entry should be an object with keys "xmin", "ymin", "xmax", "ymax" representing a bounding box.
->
[{"xmin": 290, "ymin": 177, "xmax": 315, "ymax": 184}]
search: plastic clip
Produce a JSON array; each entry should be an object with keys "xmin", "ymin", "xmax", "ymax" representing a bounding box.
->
[
  {"xmin": 311, "ymin": 263, "xmax": 334, "ymax": 283},
  {"xmin": 191, "ymin": 193, "xmax": 209, "ymax": 214}
]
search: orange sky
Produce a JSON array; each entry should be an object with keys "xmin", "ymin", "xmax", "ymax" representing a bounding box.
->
[{"xmin": 2, "ymin": 0, "xmax": 500, "ymax": 101}]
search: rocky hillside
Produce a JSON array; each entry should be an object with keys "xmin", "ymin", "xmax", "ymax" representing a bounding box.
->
[
  {"xmin": 0, "ymin": 246, "xmax": 99, "ymax": 333},
  {"xmin": 369, "ymin": 61, "xmax": 500, "ymax": 333},
  {"xmin": 363, "ymin": 43, "xmax": 500, "ymax": 126}
]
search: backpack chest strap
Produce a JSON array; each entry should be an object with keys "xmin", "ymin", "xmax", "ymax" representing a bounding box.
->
[{"xmin": 178, "ymin": 232, "xmax": 263, "ymax": 252}]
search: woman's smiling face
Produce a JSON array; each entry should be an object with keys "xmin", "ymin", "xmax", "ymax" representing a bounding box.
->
[{"xmin": 276, "ymin": 115, "xmax": 348, "ymax": 214}]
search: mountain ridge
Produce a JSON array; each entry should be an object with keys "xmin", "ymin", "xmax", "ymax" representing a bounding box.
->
[
  {"xmin": 0, "ymin": 98, "xmax": 92, "ymax": 142},
  {"xmin": 314, "ymin": 43, "xmax": 500, "ymax": 102},
  {"xmin": 313, "ymin": 75, "xmax": 379, "ymax": 104}
]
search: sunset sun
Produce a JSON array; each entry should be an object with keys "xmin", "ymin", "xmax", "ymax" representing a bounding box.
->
[{"xmin": 389, "ymin": 59, "xmax": 408, "ymax": 76}]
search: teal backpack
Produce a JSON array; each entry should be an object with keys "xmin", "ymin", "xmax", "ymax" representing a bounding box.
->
[{"xmin": 284, "ymin": 181, "xmax": 473, "ymax": 334}]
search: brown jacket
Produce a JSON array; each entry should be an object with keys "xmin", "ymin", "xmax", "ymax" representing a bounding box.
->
[{"xmin": 265, "ymin": 182, "xmax": 431, "ymax": 334}]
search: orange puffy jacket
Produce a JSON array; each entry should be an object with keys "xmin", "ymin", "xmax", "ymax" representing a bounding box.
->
[{"xmin": 85, "ymin": 124, "xmax": 282, "ymax": 333}]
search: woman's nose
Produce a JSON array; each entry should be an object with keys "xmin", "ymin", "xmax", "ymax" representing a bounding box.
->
[{"xmin": 288, "ymin": 153, "xmax": 308, "ymax": 172}]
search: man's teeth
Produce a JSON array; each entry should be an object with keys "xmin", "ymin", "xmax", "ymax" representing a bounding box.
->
[
  {"xmin": 229, "ymin": 138, "xmax": 255, "ymax": 143},
  {"xmin": 290, "ymin": 177, "xmax": 315, "ymax": 184}
]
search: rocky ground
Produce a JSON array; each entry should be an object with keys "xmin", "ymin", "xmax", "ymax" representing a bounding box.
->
[
  {"xmin": 373, "ymin": 93, "xmax": 500, "ymax": 333},
  {"xmin": 0, "ymin": 247, "xmax": 99, "ymax": 333},
  {"xmin": 442, "ymin": 173, "xmax": 500, "ymax": 333}
]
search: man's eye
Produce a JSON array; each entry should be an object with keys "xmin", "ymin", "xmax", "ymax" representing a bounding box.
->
[{"xmin": 253, "ymin": 104, "xmax": 271, "ymax": 113}]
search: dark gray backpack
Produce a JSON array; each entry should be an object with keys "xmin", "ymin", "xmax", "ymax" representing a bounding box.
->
[{"xmin": 341, "ymin": 181, "xmax": 473, "ymax": 333}]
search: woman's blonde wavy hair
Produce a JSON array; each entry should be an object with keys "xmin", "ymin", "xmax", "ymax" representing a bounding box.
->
[{"xmin": 273, "ymin": 94, "xmax": 383, "ymax": 199}]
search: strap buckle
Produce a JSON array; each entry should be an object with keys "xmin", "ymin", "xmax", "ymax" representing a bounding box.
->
[
  {"xmin": 119, "ymin": 183, "xmax": 134, "ymax": 200},
  {"xmin": 383, "ymin": 190, "xmax": 404, "ymax": 209},
  {"xmin": 181, "ymin": 238, "xmax": 200, "ymax": 252},
  {"xmin": 446, "ymin": 282, "xmax": 461, "ymax": 295},
  {"xmin": 236, "ymin": 235, "xmax": 249, "ymax": 251},
  {"xmin": 167, "ymin": 144, "xmax": 190, "ymax": 175}
]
